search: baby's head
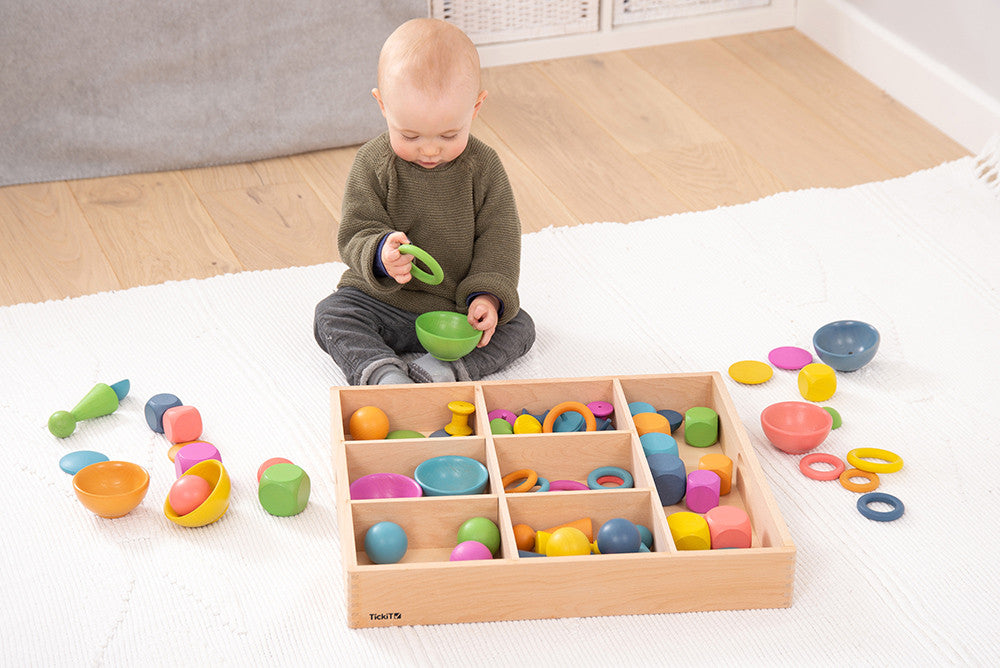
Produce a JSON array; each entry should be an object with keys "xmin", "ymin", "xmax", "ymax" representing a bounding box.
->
[{"xmin": 372, "ymin": 19, "xmax": 486, "ymax": 169}]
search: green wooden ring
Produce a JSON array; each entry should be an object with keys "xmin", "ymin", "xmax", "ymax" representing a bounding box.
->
[{"xmin": 398, "ymin": 244, "xmax": 444, "ymax": 285}]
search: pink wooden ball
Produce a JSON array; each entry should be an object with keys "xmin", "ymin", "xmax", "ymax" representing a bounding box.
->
[
  {"xmin": 168, "ymin": 474, "xmax": 212, "ymax": 516},
  {"xmin": 449, "ymin": 540, "xmax": 493, "ymax": 561},
  {"xmin": 257, "ymin": 457, "xmax": 293, "ymax": 482}
]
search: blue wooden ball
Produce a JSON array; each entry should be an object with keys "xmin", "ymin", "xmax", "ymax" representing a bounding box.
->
[
  {"xmin": 636, "ymin": 523, "xmax": 654, "ymax": 549},
  {"xmin": 597, "ymin": 517, "xmax": 642, "ymax": 554},
  {"xmin": 364, "ymin": 521, "xmax": 408, "ymax": 564}
]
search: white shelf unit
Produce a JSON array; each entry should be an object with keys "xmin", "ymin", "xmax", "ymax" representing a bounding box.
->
[{"xmin": 432, "ymin": 0, "xmax": 796, "ymax": 67}]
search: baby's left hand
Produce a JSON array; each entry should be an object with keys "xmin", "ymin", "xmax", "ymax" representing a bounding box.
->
[{"xmin": 468, "ymin": 294, "xmax": 500, "ymax": 347}]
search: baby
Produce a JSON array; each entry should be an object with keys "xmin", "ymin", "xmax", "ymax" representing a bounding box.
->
[{"xmin": 314, "ymin": 18, "xmax": 535, "ymax": 385}]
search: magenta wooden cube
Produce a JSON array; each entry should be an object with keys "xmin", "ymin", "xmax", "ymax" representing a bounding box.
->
[
  {"xmin": 163, "ymin": 405, "xmax": 203, "ymax": 444},
  {"xmin": 174, "ymin": 441, "xmax": 221, "ymax": 477},
  {"xmin": 685, "ymin": 469, "xmax": 721, "ymax": 513},
  {"xmin": 705, "ymin": 505, "xmax": 752, "ymax": 549}
]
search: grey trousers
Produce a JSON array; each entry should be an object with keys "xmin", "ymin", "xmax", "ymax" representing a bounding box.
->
[{"xmin": 314, "ymin": 287, "xmax": 535, "ymax": 385}]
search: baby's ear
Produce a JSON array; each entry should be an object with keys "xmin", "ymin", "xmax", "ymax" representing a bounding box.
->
[
  {"xmin": 472, "ymin": 89, "xmax": 488, "ymax": 118},
  {"xmin": 372, "ymin": 88, "xmax": 387, "ymax": 116}
]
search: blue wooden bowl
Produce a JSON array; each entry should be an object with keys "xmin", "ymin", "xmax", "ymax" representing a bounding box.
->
[
  {"xmin": 813, "ymin": 320, "xmax": 880, "ymax": 371},
  {"xmin": 414, "ymin": 455, "xmax": 488, "ymax": 496}
]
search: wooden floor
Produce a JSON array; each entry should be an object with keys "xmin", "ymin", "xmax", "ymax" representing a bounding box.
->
[{"xmin": 0, "ymin": 29, "xmax": 968, "ymax": 307}]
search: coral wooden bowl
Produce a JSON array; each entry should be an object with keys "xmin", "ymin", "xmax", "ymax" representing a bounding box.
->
[{"xmin": 760, "ymin": 401, "xmax": 833, "ymax": 454}]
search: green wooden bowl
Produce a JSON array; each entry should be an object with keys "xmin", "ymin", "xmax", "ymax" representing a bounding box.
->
[{"xmin": 415, "ymin": 311, "xmax": 482, "ymax": 361}]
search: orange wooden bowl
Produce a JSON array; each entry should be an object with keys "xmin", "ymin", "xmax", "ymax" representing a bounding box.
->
[{"xmin": 73, "ymin": 461, "xmax": 150, "ymax": 518}]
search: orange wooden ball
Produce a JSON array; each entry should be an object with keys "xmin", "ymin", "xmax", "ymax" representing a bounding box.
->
[
  {"xmin": 513, "ymin": 523, "xmax": 536, "ymax": 551},
  {"xmin": 349, "ymin": 406, "xmax": 390, "ymax": 440}
]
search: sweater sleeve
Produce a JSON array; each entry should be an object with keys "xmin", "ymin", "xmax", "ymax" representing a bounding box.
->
[
  {"xmin": 338, "ymin": 138, "xmax": 403, "ymax": 296},
  {"xmin": 455, "ymin": 148, "xmax": 522, "ymax": 325}
]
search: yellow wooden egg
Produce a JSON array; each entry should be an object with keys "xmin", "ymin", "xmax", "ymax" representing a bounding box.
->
[
  {"xmin": 513, "ymin": 414, "xmax": 542, "ymax": 434},
  {"xmin": 728, "ymin": 360, "xmax": 773, "ymax": 385}
]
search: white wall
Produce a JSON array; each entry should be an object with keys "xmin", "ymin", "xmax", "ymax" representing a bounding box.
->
[
  {"xmin": 842, "ymin": 0, "xmax": 1000, "ymax": 104},
  {"xmin": 798, "ymin": 0, "xmax": 1000, "ymax": 151}
]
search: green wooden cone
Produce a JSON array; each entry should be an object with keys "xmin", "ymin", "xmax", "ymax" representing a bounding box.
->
[{"xmin": 71, "ymin": 383, "xmax": 120, "ymax": 421}]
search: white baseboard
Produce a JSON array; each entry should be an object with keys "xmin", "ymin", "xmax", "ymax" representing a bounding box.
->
[{"xmin": 796, "ymin": 0, "xmax": 1000, "ymax": 152}]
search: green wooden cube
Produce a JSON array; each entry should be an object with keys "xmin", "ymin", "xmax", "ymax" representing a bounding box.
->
[
  {"xmin": 258, "ymin": 463, "xmax": 310, "ymax": 517},
  {"xmin": 684, "ymin": 406, "xmax": 719, "ymax": 447}
]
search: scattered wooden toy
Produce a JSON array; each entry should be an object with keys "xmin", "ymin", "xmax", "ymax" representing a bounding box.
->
[
  {"xmin": 49, "ymin": 379, "xmax": 129, "ymax": 438},
  {"xmin": 258, "ymin": 461, "xmax": 311, "ymax": 517},
  {"xmin": 144, "ymin": 393, "xmax": 182, "ymax": 433}
]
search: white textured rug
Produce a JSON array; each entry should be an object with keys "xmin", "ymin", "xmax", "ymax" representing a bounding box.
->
[{"xmin": 3, "ymin": 140, "xmax": 1000, "ymax": 665}]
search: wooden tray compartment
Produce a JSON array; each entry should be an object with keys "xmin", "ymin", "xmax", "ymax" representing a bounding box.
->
[
  {"xmin": 334, "ymin": 382, "xmax": 481, "ymax": 440},
  {"xmin": 618, "ymin": 374, "xmax": 741, "ymax": 466},
  {"xmin": 506, "ymin": 488, "xmax": 672, "ymax": 554},
  {"xmin": 350, "ymin": 496, "xmax": 501, "ymax": 565},
  {"xmin": 344, "ymin": 437, "xmax": 495, "ymax": 493},
  {"xmin": 332, "ymin": 373, "xmax": 795, "ymax": 627},
  {"xmin": 480, "ymin": 377, "xmax": 628, "ymax": 430},
  {"xmin": 493, "ymin": 430, "xmax": 654, "ymax": 490}
]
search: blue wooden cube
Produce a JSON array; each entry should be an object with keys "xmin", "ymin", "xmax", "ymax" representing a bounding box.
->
[
  {"xmin": 647, "ymin": 453, "xmax": 686, "ymax": 506},
  {"xmin": 639, "ymin": 432, "xmax": 679, "ymax": 458},
  {"xmin": 145, "ymin": 393, "xmax": 182, "ymax": 433}
]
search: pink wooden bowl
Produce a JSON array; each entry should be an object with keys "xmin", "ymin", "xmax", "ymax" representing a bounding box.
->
[{"xmin": 350, "ymin": 472, "xmax": 423, "ymax": 500}]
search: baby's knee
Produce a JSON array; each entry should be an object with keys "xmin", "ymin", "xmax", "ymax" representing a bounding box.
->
[{"xmin": 511, "ymin": 309, "xmax": 536, "ymax": 354}]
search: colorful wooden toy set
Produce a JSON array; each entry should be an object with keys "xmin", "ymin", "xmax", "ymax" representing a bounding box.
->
[
  {"xmin": 729, "ymin": 320, "xmax": 906, "ymax": 522},
  {"xmin": 54, "ymin": 380, "xmax": 309, "ymax": 523},
  {"xmin": 332, "ymin": 373, "xmax": 795, "ymax": 627}
]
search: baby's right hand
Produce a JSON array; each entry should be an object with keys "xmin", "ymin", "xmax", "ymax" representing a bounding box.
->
[{"xmin": 381, "ymin": 231, "xmax": 412, "ymax": 284}]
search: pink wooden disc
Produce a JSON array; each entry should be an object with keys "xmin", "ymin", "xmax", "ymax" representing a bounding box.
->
[{"xmin": 768, "ymin": 346, "xmax": 813, "ymax": 370}]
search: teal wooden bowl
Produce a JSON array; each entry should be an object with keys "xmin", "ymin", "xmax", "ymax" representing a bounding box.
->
[{"xmin": 414, "ymin": 455, "xmax": 488, "ymax": 496}]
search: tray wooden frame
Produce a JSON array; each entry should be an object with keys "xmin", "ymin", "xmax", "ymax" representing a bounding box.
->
[{"xmin": 331, "ymin": 372, "xmax": 795, "ymax": 628}]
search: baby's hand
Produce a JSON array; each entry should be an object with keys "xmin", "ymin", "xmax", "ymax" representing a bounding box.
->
[
  {"xmin": 468, "ymin": 294, "xmax": 500, "ymax": 347},
  {"xmin": 381, "ymin": 231, "xmax": 412, "ymax": 284}
]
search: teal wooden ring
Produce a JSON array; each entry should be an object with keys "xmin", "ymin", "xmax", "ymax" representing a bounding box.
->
[
  {"xmin": 530, "ymin": 477, "xmax": 550, "ymax": 493},
  {"xmin": 587, "ymin": 466, "xmax": 633, "ymax": 490},
  {"xmin": 398, "ymin": 244, "xmax": 444, "ymax": 285}
]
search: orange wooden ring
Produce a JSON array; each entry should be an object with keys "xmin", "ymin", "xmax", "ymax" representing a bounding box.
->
[
  {"xmin": 839, "ymin": 468, "xmax": 880, "ymax": 493},
  {"xmin": 542, "ymin": 401, "xmax": 597, "ymax": 433},
  {"xmin": 502, "ymin": 469, "xmax": 538, "ymax": 493}
]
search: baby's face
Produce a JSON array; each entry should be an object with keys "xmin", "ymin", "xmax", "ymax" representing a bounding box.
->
[{"xmin": 376, "ymin": 81, "xmax": 485, "ymax": 170}]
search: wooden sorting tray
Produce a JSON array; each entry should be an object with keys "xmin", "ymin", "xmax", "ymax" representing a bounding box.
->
[{"xmin": 331, "ymin": 373, "xmax": 795, "ymax": 627}]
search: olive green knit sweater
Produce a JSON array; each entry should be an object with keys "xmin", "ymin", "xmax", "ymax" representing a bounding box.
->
[{"xmin": 336, "ymin": 133, "xmax": 522, "ymax": 324}]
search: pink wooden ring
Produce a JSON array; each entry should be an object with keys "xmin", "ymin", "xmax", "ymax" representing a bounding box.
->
[
  {"xmin": 799, "ymin": 452, "xmax": 846, "ymax": 481},
  {"xmin": 548, "ymin": 479, "xmax": 589, "ymax": 491}
]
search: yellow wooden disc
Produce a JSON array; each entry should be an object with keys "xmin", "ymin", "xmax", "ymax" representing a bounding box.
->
[{"xmin": 728, "ymin": 360, "xmax": 773, "ymax": 384}]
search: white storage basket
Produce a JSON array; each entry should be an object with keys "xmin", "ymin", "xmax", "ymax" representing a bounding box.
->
[
  {"xmin": 613, "ymin": 0, "xmax": 770, "ymax": 25},
  {"xmin": 432, "ymin": 0, "xmax": 599, "ymax": 45}
]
